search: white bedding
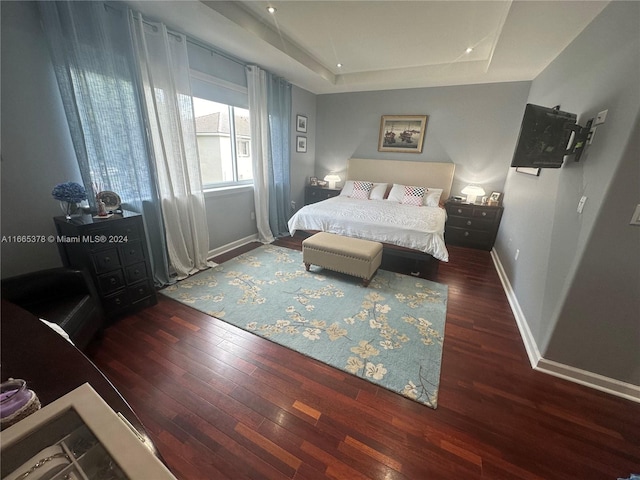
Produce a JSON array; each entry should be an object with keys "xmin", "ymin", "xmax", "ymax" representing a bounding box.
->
[{"xmin": 287, "ymin": 196, "xmax": 449, "ymax": 261}]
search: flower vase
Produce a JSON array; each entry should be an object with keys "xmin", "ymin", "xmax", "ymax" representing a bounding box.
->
[{"xmin": 60, "ymin": 201, "xmax": 79, "ymax": 220}]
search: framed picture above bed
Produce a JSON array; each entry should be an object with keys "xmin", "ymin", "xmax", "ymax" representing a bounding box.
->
[{"xmin": 378, "ymin": 115, "xmax": 428, "ymax": 153}]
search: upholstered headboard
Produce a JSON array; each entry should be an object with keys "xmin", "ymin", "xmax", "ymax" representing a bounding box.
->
[{"xmin": 347, "ymin": 158, "xmax": 455, "ymax": 201}]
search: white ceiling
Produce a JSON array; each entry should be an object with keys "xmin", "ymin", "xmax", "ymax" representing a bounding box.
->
[{"xmin": 127, "ymin": 0, "xmax": 609, "ymax": 94}]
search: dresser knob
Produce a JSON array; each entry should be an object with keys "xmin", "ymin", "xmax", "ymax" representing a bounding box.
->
[
  {"xmin": 466, "ymin": 220, "xmax": 472, "ymax": 226},
  {"xmin": 457, "ymin": 208, "xmax": 463, "ymax": 214},
  {"xmin": 481, "ymin": 211, "xmax": 487, "ymax": 216},
  {"xmin": 110, "ymin": 278, "xmax": 117, "ymax": 285},
  {"xmin": 464, "ymin": 231, "xmax": 470, "ymax": 237}
]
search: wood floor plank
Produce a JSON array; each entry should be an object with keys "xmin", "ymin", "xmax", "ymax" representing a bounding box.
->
[{"xmin": 85, "ymin": 236, "xmax": 640, "ymax": 479}]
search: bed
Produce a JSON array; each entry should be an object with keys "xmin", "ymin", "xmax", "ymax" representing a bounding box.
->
[{"xmin": 287, "ymin": 158, "xmax": 455, "ymax": 264}]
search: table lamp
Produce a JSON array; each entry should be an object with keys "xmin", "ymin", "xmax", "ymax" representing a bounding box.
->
[
  {"xmin": 324, "ymin": 174, "xmax": 341, "ymax": 189},
  {"xmin": 461, "ymin": 184, "xmax": 485, "ymax": 204}
]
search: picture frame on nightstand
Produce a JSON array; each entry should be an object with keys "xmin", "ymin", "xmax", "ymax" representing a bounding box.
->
[{"xmin": 489, "ymin": 191, "xmax": 502, "ymax": 205}]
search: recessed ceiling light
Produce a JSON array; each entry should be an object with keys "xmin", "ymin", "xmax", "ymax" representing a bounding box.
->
[
  {"xmin": 336, "ymin": 63, "xmax": 343, "ymax": 68},
  {"xmin": 267, "ymin": 6, "xmax": 276, "ymax": 14},
  {"xmin": 465, "ymin": 47, "xmax": 474, "ymax": 54}
]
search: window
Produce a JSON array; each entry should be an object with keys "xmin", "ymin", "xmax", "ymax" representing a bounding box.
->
[{"xmin": 193, "ymin": 97, "xmax": 252, "ymax": 187}]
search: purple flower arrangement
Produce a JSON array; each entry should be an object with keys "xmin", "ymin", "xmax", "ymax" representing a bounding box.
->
[{"xmin": 51, "ymin": 182, "xmax": 88, "ymax": 203}]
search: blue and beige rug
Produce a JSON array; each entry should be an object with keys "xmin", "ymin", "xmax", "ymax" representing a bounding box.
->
[{"xmin": 160, "ymin": 245, "xmax": 448, "ymax": 408}]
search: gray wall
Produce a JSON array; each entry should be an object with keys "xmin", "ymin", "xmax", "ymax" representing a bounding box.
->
[
  {"xmin": 290, "ymin": 85, "xmax": 317, "ymax": 214},
  {"xmin": 204, "ymin": 187, "xmax": 257, "ymax": 252},
  {"xmin": 495, "ymin": 1, "xmax": 640, "ymax": 385},
  {"xmin": 1, "ymin": 1, "xmax": 81, "ymax": 278},
  {"xmin": 315, "ymin": 82, "xmax": 531, "ymax": 197}
]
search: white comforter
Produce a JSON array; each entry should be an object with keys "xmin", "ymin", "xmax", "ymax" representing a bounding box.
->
[{"xmin": 287, "ymin": 196, "xmax": 449, "ymax": 261}]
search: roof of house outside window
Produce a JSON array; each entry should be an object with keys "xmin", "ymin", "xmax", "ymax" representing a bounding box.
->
[{"xmin": 195, "ymin": 112, "xmax": 250, "ymax": 136}]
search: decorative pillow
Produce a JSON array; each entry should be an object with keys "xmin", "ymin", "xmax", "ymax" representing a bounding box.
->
[
  {"xmin": 350, "ymin": 181, "xmax": 373, "ymax": 199},
  {"xmin": 401, "ymin": 185, "xmax": 426, "ymax": 206},
  {"xmin": 339, "ymin": 180, "xmax": 355, "ymax": 196},
  {"xmin": 369, "ymin": 183, "xmax": 389, "ymax": 200},
  {"xmin": 386, "ymin": 184, "xmax": 405, "ymax": 203},
  {"xmin": 423, "ymin": 188, "xmax": 443, "ymax": 207},
  {"xmin": 341, "ymin": 181, "xmax": 387, "ymax": 199}
]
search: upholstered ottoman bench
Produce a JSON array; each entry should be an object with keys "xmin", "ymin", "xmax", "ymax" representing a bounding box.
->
[{"xmin": 302, "ymin": 232, "xmax": 383, "ymax": 287}]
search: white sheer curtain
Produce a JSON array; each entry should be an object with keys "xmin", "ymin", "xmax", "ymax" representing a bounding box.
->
[
  {"xmin": 39, "ymin": 1, "xmax": 171, "ymax": 286},
  {"xmin": 131, "ymin": 14, "xmax": 213, "ymax": 279},
  {"xmin": 246, "ymin": 65, "xmax": 291, "ymax": 242},
  {"xmin": 247, "ymin": 65, "xmax": 274, "ymax": 243}
]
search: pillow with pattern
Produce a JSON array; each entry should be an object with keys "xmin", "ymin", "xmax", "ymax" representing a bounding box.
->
[
  {"xmin": 401, "ymin": 185, "xmax": 426, "ymax": 206},
  {"xmin": 350, "ymin": 181, "xmax": 374, "ymax": 199}
]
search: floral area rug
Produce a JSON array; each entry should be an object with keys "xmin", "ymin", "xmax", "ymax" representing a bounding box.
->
[{"xmin": 160, "ymin": 245, "xmax": 448, "ymax": 408}]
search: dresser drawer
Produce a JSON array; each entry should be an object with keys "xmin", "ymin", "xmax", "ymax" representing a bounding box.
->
[
  {"xmin": 103, "ymin": 289, "xmax": 131, "ymax": 314},
  {"xmin": 111, "ymin": 221, "xmax": 141, "ymax": 240},
  {"xmin": 305, "ymin": 186, "xmax": 341, "ymax": 205},
  {"xmin": 91, "ymin": 248, "xmax": 121, "ymax": 274},
  {"xmin": 125, "ymin": 262, "xmax": 148, "ymax": 284},
  {"xmin": 98, "ymin": 270, "xmax": 126, "ymax": 295},
  {"xmin": 119, "ymin": 240, "xmax": 145, "ymax": 266},
  {"xmin": 447, "ymin": 216, "xmax": 495, "ymax": 231},
  {"xmin": 472, "ymin": 208, "xmax": 499, "ymax": 220},
  {"xmin": 445, "ymin": 227, "xmax": 492, "ymax": 246},
  {"xmin": 446, "ymin": 204, "xmax": 474, "ymax": 217},
  {"xmin": 129, "ymin": 280, "xmax": 154, "ymax": 303}
]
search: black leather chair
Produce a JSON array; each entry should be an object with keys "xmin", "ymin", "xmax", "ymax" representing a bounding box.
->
[{"xmin": 1, "ymin": 267, "xmax": 104, "ymax": 350}]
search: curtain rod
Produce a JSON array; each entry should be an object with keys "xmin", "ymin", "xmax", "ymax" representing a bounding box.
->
[{"xmin": 185, "ymin": 37, "xmax": 248, "ymax": 69}]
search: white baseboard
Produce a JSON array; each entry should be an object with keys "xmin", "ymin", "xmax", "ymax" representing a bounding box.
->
[
  {"xmin": 207, "ymin": 234, "xmax": 259, "ymax": 261},
  {"xmin": 536, "ymin": 357, "xmax": 640, "ymax": 403},
  {"xmin": 490, "ymin": 249, "xmax": 541, "ymax": 368},
  {"xmin": 490, "ymin": 249, "xmax": 640, "ymax": 404}
]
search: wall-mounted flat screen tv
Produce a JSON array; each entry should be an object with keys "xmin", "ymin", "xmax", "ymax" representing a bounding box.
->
[{"xmin": 511, "ymin": 104, "xmax": 578, "ymax": 168}]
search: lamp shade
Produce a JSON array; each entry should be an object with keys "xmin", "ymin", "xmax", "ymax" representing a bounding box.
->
[
  {"xmin": 324, "ymin": 174, "xmax": 341, "ymax": 189},
  {"xmin": 461, "ymin": 184, "xmax": 485, "ymax": 204}
]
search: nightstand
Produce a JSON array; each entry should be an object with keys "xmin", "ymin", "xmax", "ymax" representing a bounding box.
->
[
  {"xmin": 444, "ymin": 200, "xmax": 504, "ymax": 250},
  {"xmin": 305, "ymin": 186, "xmax": 341, "ymax": 205}
]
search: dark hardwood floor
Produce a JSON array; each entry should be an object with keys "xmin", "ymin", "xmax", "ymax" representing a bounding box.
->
[{"xmin": 87, "ymin": 235, "xmax": 640, "ymax": 479}]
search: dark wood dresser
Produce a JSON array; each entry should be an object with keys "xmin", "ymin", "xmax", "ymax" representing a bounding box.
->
[
  {"xmin": 54, "ymin": 211, "xmax": 157, "ymax": 317},
  {"xmin": 304, "ymin": 186, "xmax": 341, "ymax": 205},
  {"xmin": 444, "ymin": 200, "xmax": 504, "ymax": 250}
]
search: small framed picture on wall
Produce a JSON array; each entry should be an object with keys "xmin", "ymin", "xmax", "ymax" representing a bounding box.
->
[
  {"xmin": 296, "ymin": 136, "xmax": 307, "ymax": 153},
  {"xmin": 296, "ymin": 114, "xmax": 308, "ymax": 133}
]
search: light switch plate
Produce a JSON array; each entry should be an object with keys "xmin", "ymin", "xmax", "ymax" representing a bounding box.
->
[
  {"xmin": 595, "ymin": 109, "xmax": 608, "ymax": 125},
  {"xmin": 577, "ymin": 196, "xmax": 587, "ymax": 214}
]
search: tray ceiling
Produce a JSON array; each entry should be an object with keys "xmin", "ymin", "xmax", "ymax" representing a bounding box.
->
[{"xmin": 127, "ymin": 0, "xmax": 609, "ymax": 94}]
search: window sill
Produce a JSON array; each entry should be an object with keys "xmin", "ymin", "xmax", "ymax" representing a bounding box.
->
[{"xmin": 203, "ymin": 184, "xmax": 254, "ymax": 199}]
